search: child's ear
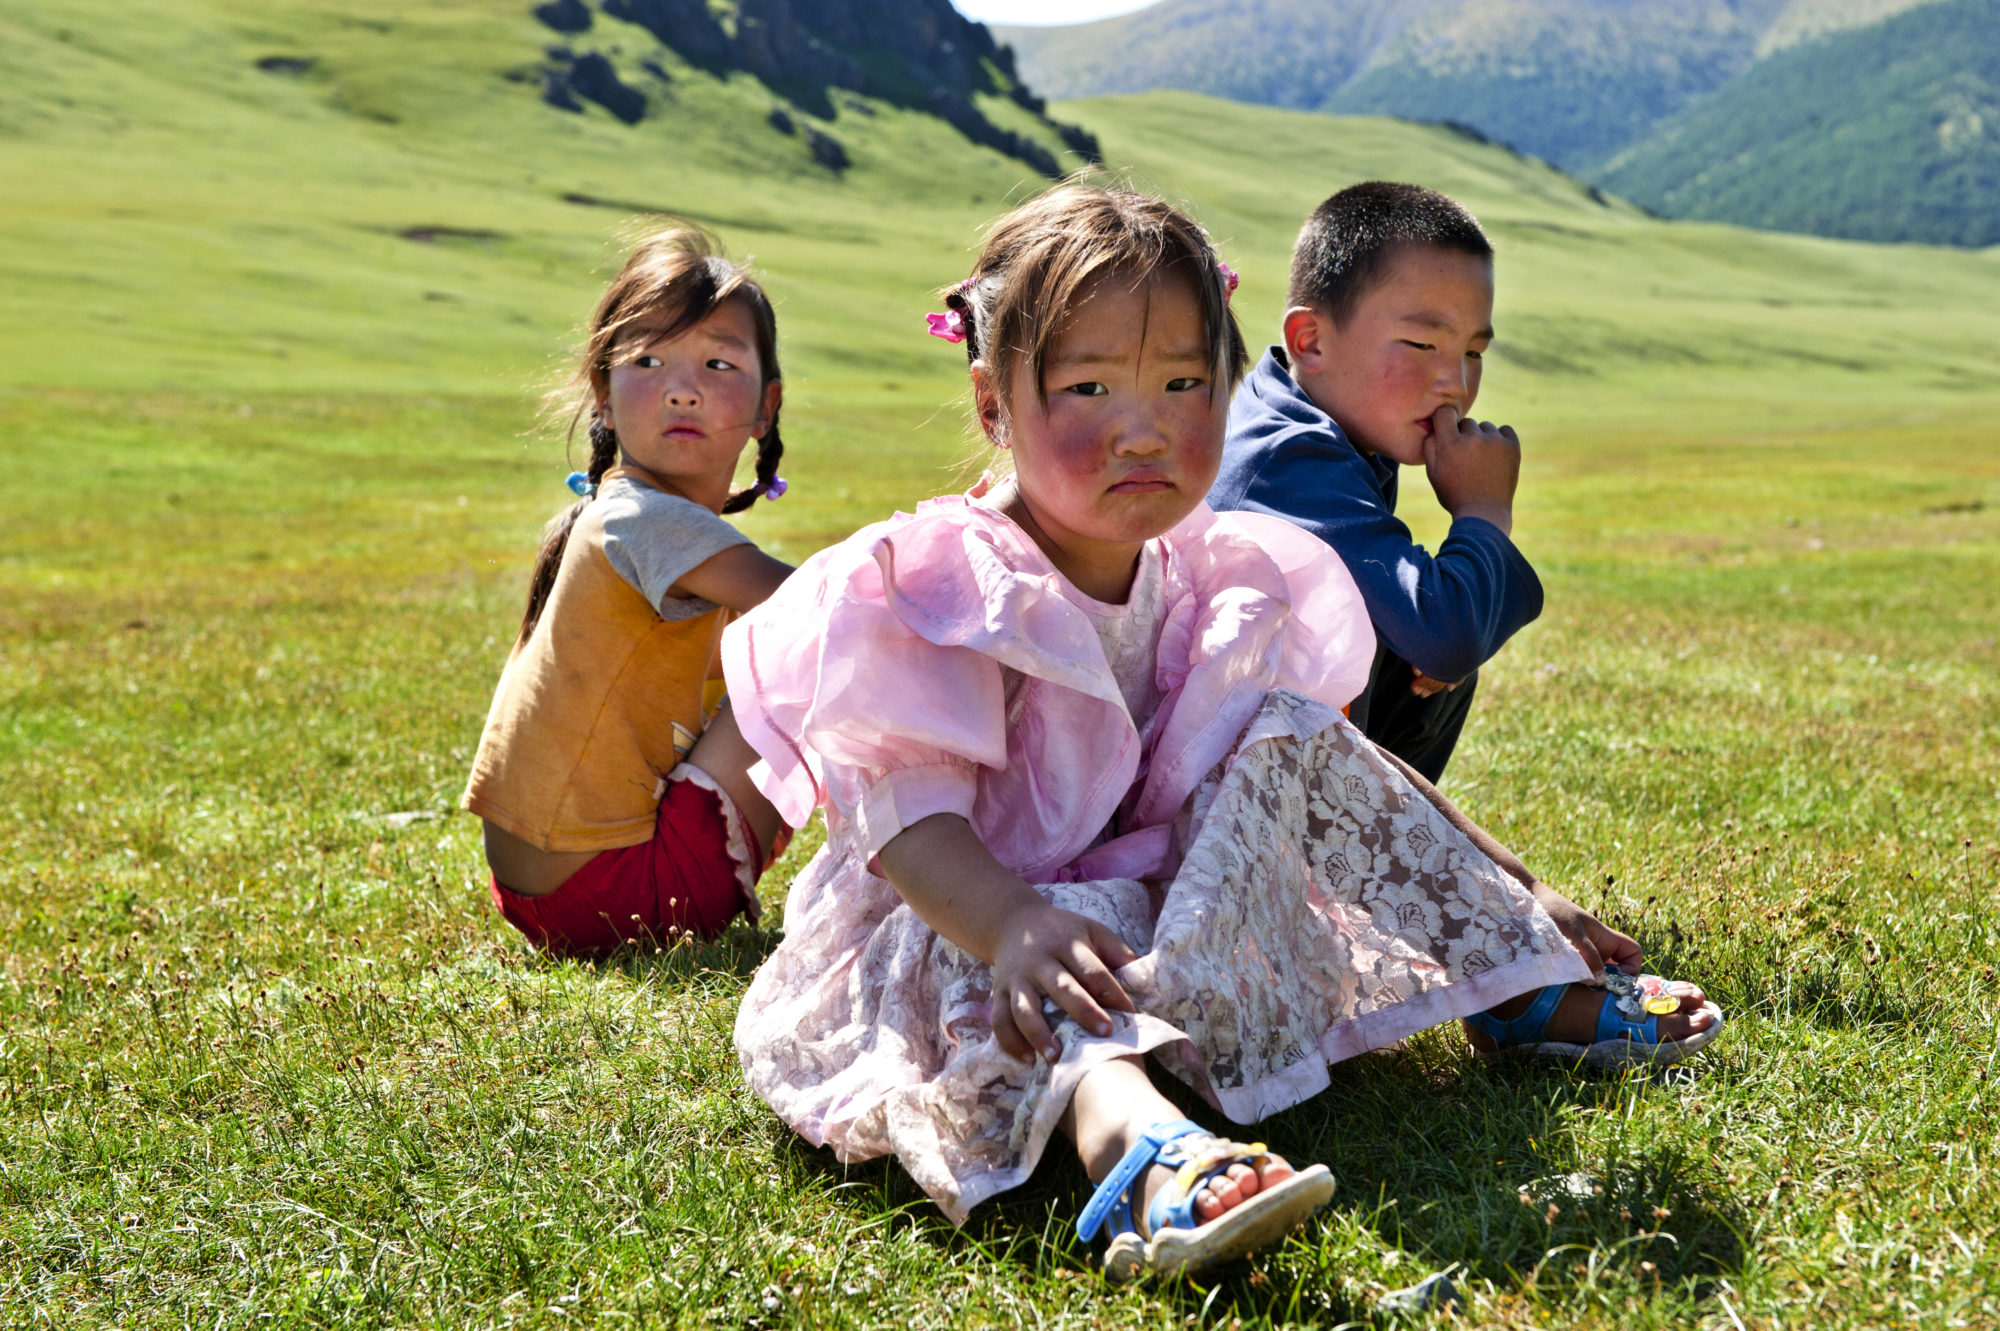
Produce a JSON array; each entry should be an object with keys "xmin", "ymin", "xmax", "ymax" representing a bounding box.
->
[
  {"xmin": 755, "ymin": 379, "xmax": 782, "ymax": 437},
  {"xmin": 970, "ymin": 362, "xmax": 1007, "ymax": 445},
  {"xmin": 1282, "ymin": 306, "xmax": 1327, "ymax": 371}
]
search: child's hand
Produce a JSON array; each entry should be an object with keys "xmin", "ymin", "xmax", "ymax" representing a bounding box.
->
[
  {"xmin": 990, "ymin": 901, "xmax": 1139, "ymax": 1062},
  {"xmin": 1422, "ymin": 405, "xmax": 1520, "ymax": 537},
  {"xmin": 1410, "ymin": 667, "xmax": 1462, "ymax": 698},
  {"xmin": 1530, "ymin": 882, "xmax": 1644, "ymax": 977},
  {"xmin": 875, "ymin": 813, "xmax": 1139, "ymax": 1062}
]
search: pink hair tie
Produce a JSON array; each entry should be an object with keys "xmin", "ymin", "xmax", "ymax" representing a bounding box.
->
[
  {"xmin": 1217, "ymin": 260, "xmax": 1240, "ymax": 300},
  {"xmin": 926, "ymin": 309, "xmax": 967, "ymax": 343}
]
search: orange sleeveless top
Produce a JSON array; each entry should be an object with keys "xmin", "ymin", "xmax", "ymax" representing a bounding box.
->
[{"xmin": 462, "ymin": 473, "xmax": 731, "ymax": 853}]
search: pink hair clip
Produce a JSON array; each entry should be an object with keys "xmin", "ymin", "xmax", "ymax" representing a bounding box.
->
[
  {"xmin": 1217, "ymin": 260, "xmax": 1240, "ymax": 300},
  {"xmin": 926, "ymin": 309, "xmax": 967, "ymax": 343}
]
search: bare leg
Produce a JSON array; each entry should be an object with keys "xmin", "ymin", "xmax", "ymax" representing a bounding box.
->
[
  {"xmin": 481, "ymin": 819, "xmax": 596, "ymax": 897},
  {"xmin": 1060, "ymin": 1056, "xmax": 1295, "ymax": 1230},
  {"xmin": 1371, "ymin": 748, "xmax": 1718, "ymax": 1046},
  {"xmin": 685, "ymin": 701, "xmax": 786, "ymax": 867}
]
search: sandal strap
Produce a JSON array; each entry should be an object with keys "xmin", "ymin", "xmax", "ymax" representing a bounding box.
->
[
  {"xmin": 1465, "ymin": 982, "xmax": 1567, "ymax": 1046},
  {"xmin": 1146, "ymin": 1135, "xmax": 1272, "ymax": 1236},
  {"xmin": 1076, "ymin": 1118, "xmax": 1205, "ymax": 1243},
  {"xmin": 1595, "ymin": 982, "xmax": 1663, "ymax": 1044}
]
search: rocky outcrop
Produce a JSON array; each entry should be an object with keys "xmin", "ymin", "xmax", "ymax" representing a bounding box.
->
[
  {"xmin": 525, "ymin": 0, "xmax": 1095, "ymax": 175},
  {"xmin": 599, "ymin": 0, "xmax": 732, "ymax": 69},
  {"xmin": 766, "ymin": 104, "xmax": 851, "ymax": 174},
  {"xmin": 802, "ymin": 124, "xmax": 849, "ymax": 172},
  {"xmin": 736, "ymin": 1, "xmax": 863, "ymax": 95},
  {"xmin": 532, "ymin": 0, "xmax": 592, "ymax": 36},
  {"xmin": 542, "ymin": 48, "xmax": 646, "ymax": 123}
]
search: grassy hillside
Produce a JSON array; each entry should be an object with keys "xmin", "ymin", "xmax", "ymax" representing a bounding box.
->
[
  {"xmin": 995, "ymin": 0, "xmax": 1450, "ymax": 110},
  {"xmin": 5, "ymin": 3, "xmax": 2000, "ymax": 1325},
  {"xmin": 0, "ymin": 0, "xmax": 1084, "ymax": 396},
  {"xmin": 1001, "ymin": 0, "xmax": 1986, "ymax": 245},
  {"xmin": 1598, "ymin": 0, "xmax": 2000, "ymax": 247},
  {"xmin": 1002, "ymin": 0, "xmax": 1947, "ymax": 167},
  {"xmin": 1320, "ymin": 0, "xmax": 1755, "ymax": 168}
]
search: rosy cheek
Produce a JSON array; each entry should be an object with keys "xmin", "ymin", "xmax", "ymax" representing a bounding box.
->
[
  {"xmin": 1177, "ymin": 399, "xmax": 1225, "ymax": 462},
  {"xmin": 1383, "ymin": 355, "xmax": 1429, "ymax": 392},
  {"xmin": 1031, "ymin": 412, "xmax": 1104, "ymax": 476}
]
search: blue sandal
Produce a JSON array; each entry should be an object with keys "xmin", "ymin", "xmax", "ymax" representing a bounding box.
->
[
  {"xmin": 1467, "ymin": 972, "xmax": 1725, "ymax": 1069},
  {"xmin": 1076, "ymin": 1118, "xmax": 1335, "ymax": 1281}
]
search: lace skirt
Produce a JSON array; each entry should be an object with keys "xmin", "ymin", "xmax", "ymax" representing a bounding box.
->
[{"xmin": 734, "ymin": 691, "xmax": 1590, "ymax": 1223}]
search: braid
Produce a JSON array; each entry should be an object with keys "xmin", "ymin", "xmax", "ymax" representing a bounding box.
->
[
  {"xmin": 584, "ymin": 414, "xmax": 619, "ymax": 484},
  {"xmin": 515, "ymin": 412, "xmax": 623, "ymax": 647},
  {"xmin": 945, "ymin": 282, "xmax": 980, "ymax": 364},
  {"xmin": 722, "ymin": 416, "xmax": 784, "ymax": 515}
]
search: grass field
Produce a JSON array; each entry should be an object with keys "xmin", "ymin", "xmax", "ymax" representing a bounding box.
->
[{"xmin": 4, "ymin": 2, "xmax": 2000, "ymax": 1326}]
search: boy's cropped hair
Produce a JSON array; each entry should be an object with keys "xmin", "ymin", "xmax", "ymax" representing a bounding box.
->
[{"xmin": 1288, "ymin": 181, "xmax": 1492, "ymax": 324}]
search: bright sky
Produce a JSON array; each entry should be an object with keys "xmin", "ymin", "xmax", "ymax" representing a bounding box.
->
[{"xmin": 951, "ymin": 0, "xmax": 1160, "ymax": 26}]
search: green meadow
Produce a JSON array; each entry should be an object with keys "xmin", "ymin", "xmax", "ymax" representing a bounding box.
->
[{"xmin": 3, "ymin": 1, "xmax": 2000, "ymax": 1325}]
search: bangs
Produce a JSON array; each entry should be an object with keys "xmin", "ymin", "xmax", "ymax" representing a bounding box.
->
[
  {"xmin": 962, "ymin": 183, "xmax": 1247, "ymax": 415},
  {"xmin": 1024, "ymin": 252, "xmax": 1222, "ymax": 395},
  {"xmin": 598, "ymin": 259, "xmax": 746, "ymax": 367}
]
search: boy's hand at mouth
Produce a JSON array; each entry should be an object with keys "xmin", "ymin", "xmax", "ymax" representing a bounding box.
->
[
  {"xmin": 1422, "ymin": 405, "xmax": 1520, "ymax": 538},
  {"xmin": 1409, "ymin": 668, "xmax": 1461, "ymax": 698}
]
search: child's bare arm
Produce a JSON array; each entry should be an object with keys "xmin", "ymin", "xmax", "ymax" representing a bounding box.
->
[
  {"xmin": 669, "ymin": 544, "xmax": 793, "ymax": 613},
  {"xmin": 1422, "ymin": 404, "xmax": 1520, "ymax": 538},
  {"xmin": 877, "ymin": 813, "xmax": 1138, "ymax": 1061},
  {"xmin": 1376, "ymin": 746, "xmax": 1643, "ymax": 976}
]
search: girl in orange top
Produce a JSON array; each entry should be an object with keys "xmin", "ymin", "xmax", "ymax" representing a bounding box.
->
[{"xmin": 462, "ymin": 227, "xmax": 792, "ymax": 953}]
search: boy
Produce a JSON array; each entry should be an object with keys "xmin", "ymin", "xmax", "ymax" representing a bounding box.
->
[{"xmin": 1210, "ymin": 181, "xmax": 1539, "ymax": 782}]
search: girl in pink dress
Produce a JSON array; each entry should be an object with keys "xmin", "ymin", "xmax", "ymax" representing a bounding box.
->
[{"xmin": 723, "ymin": 185, "xmax": 1723, "ymax": 1279}]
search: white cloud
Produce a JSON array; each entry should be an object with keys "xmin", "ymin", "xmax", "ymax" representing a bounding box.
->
[{"xmin": 951, "ymin": 0, "xmax": 1160, "ymax": 26}]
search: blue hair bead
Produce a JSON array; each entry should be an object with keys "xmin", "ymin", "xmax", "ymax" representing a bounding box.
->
[{"xmin": 565, "ymin": 471, "xmax": 594, "ymax": 497}]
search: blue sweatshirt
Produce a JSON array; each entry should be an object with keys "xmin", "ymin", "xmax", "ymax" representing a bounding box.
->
[{"xmin": 1211, "ymin": 348, "xmax": 1543, "ymax": 683}]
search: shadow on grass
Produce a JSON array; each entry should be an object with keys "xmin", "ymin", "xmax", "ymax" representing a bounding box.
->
[
  {"xmin": 773, "ymin": 1042, "xmax": 1749, "ymax": 1320},
  {"xmin": 1754, "ymin": 957, "xmax": 1925, "ymax": 1031},
  {"xmin": 1644, "ymin": 921, "xmax": 1932, "ymax": 1033}
]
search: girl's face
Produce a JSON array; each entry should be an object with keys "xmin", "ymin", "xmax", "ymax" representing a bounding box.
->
[
  {"xmin": 977, "ymin": 269, "xmax": 1225, "ymax": 601},
  {"xmin": 597, "ymin": 296, "xmax": 780, "ymax": 511}
]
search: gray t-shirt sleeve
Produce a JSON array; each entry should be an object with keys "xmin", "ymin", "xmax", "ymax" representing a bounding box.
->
[{"xmin": 596, "ymin": 476, "xmax": 751, "ymax": 621}]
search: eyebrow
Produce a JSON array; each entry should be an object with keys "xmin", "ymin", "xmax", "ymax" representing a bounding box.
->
[
  {"xmin": 1400, "ymin": 312, "xmax": 1496, "ymax": 340},
  {"xmin": 1049, "ymin": 343, "xmax": 1210, "ymax": 368}
]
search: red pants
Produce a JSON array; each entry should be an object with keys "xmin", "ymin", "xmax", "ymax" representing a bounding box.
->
[{"xmin": 492, "ymin": 772, "xmax": 765, "ymax": 955}]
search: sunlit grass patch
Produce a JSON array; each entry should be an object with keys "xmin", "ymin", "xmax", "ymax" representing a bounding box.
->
[
  {"xmin": 3, "ymin": 375, "xmax": 1996, "ymax": 1326},
  {"xmin": 3, "ymin": 1, "xmax": 2000, "ymax": 1319}
]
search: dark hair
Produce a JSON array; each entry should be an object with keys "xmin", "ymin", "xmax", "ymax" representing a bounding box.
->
[
  {"xmin": 518, "ymin": 225, "xmax": 783, "ymax": 647},
  {"xmin": 1288, "ymin": 181, "xmax": 1492, "ymax": 325},
  {"xmin": 942, "ymin": 181, "xmax": 1246, "ymax": 431}
]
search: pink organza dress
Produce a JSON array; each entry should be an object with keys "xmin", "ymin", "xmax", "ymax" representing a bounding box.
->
[{"xmin": 723, "ymin": 496, "xmax": 1589, "ymax": 1223}]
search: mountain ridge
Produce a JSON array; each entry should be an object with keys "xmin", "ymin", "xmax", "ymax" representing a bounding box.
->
[
  {"xmin": 1596, "ymin": 0, "xmax": 2000, "ymax": 246},
  {"xmin": 531, "ymin": 0, "xmax": 1098, "ymax": 175},
  {"xmin": 997, "ymin": 0, "xmax": 1987, "ymax": 244}
]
